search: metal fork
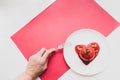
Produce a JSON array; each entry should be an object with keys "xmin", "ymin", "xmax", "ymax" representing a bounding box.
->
[
  {"xmin": 56, "ymin": 42, "xmax": 72, "ymax": 51},
  {"xmin": 56, "ymin": 43, "xmax": 64, "ymax": 51}
]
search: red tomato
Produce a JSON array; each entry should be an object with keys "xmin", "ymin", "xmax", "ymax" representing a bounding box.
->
[
  {"xmin": 75, "ymin": 45, "xmax": 95, "ymax": 61},
  {"xmin": 75, "ymin": 45, "xmax": 86, "ymax": 55},
  {"xmin": 75, "ymin": 42, "xmax": 100, "ymax": 62},
  {"xmin": 88, "ymin": 42, "xmax": 100, "ymax": 55}
]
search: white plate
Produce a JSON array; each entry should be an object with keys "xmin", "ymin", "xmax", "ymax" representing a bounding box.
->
[{"xmin": 63, "ymin": 29, "xmax": 110, "ymax": 76}]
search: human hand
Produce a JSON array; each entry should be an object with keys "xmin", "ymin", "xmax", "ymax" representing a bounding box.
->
[{"xmin": 17, "ymin": 48, "xmax": 55, "ymax": 80}]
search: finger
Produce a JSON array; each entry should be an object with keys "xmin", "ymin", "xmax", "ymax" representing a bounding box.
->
[
  {"xmin": 42, "ymin": 48, "xmax": 56, "ymax": 60},
  {"xmin": 36, "ymin": 48, "xmax": 46, "ymax": 57}
]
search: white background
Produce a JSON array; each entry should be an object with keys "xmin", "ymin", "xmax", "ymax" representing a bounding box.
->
[
  {"xmin": 0, "ymin": 0, "xmax": 55, "ymax": 80},
  {"xmin": 95, "ymin": 0, "xmax": 120, "ymax": 22},
  {"xmin": 0, "ymin": 0, "xmax": 120, "ymax": 80}
]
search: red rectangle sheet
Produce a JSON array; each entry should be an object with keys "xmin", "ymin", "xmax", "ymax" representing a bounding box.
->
[{"xmin": 11, "ymin": 0, "xmax": 119, "ymax": 80}]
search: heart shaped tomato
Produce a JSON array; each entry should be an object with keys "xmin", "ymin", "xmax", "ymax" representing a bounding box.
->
[
  {"xmin": 75, "ymin": 42, "xmax": 100, "ymax": 65},
  {"xmin": 88, "ymin": 42, "xmax": 100, "ymax": 56}
]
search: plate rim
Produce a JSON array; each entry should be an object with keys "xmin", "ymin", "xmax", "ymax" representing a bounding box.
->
[{"xmin": 63, "ymin": 29, "xmax": 110, "ymax": 76}]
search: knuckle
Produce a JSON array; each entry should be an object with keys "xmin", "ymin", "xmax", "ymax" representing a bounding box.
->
[
  {"xmin": 46, "ymin": 50, "xmax": 50, "ymax": 54},
  {"xmin": 46, "ymin": 50, "xmax": 51, "ymax": 54},
  {"xmin": 40, "ymin": 59, "xmax": 46, "ymax": 64},
  {"xmin": 39, "ymin": 60, "xmax": 44, "ymax": 64}
]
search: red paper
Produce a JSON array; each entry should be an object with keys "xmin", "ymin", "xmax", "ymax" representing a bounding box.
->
[{"xmin": 11, "ymin": 0, "xmax": 119, "ymax": 80}]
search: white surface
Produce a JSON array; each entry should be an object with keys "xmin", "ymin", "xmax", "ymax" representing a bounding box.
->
[
  {"xmin": 59, "ymin": 26, "xmax": 120, "ymax": 80},
  {"xmin": 0, "ymin": 0, "xmax": 120, "ymax": 80},
  {"xmin": 95, "ymin": 0, "xmax": 120, "ymax": 22},
  {"xmin": 64, "ymin": 29, "xmax": 110, "ymax": 75},
  {"xmin": 0, "ymin": 0, "xmax": 55, "ymax": 80}
]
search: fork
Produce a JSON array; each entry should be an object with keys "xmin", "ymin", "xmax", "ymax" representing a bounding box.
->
[
  {"xmin": 56, "ymin": 43, "xmax": 64, "ymax": 51},
  {"xmin": 56, "ymin": 42, "xmax": 72, "ymax": 51}
]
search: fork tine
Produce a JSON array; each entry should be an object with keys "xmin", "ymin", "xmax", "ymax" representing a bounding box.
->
[{"xmin": 58, "ymin": 43, "xmax": 64, "ymax": 49}]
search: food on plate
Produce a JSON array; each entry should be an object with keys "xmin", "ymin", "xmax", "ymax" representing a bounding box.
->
[{"xmin": 75, "ymin": 42, "xmax": 100, "ymax": 65}]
